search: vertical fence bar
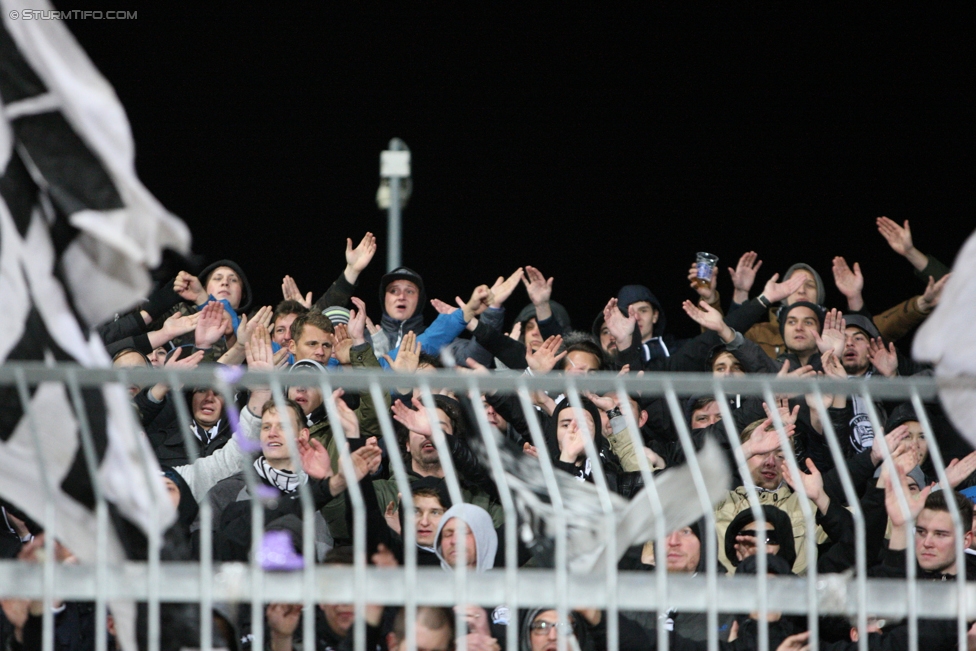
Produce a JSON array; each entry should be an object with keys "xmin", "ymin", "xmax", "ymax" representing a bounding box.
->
[
  {"xmin": 565, "ymin": 384, "xmax": 618, "ymax": 651},
  {"xmin": 712, "ymin": 387, "xmax": 769, "ymax": 651},
  {"xmin": 808, "ymin": 384, "xmax": 868, "ymax": 651},
  {"xmin": 761, "ymin": 384, "xmax": 819, "ymax": 649},
  {"xmin": 14, "ymin": 369, "xmax": 56, "ymax": 651},
  {"xmin": 64, "ymin": 370, "xmax": 110, "ymax": 651},
  {"xmin": 860, "ymin": 386, "xmax": 916, "ymax": 651},
  {"xmin": 320, "ymin": 378, "xmax": 369, "ymax": 651},
  {"xmin": 371, "ymin": 382, "xmax": 418, "ymax": 651},
  {"xmin": 515, "ymin": 385, "xmax": 571, "ymax": 651},
  {"xmin": 418, "ymin": 383, "xmax": 468, "ymax": 651},
  {"xmin": 616, "ymin": 380, "xmax": 669, "ymax": 651},
  {"xmin": 662, "ymin": 382, "xmax": 719, "ymax": 651},
  {"xmin": 910, "ymin": 389, "xmax": 967, "ymax": 650},
  {"xmin": 468, "ymin": 381, "xmax": 519, "ymax": 651},
  {"xmin": 269, "ymin": 377, "xmax": 318, "ymax": 651},
  {"xmin": 116, "ymin": 369, "xmax": 164, "ymax": 651},
  {"xmin": 167, "ymin": 370, "xmax": 213, "ymax": 651}
]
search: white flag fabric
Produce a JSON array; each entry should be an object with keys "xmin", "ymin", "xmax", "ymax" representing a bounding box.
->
[
  {"xmin": 0, "ymin": 0, "xmax": 188, "ymax": 568},
  {"xmin": 914, "ymin": 228, "xmax": 976, "ymax": 448}
]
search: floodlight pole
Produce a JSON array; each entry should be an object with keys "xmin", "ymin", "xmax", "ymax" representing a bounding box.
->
[{"xmin": 379, "ymin": 138, "xmax": 411, "ymax": 272}]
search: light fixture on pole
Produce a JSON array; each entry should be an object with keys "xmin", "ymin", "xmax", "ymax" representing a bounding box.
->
[{"xmin": 376, "ymin": 138, "xmax": 412, "ymax": 272}]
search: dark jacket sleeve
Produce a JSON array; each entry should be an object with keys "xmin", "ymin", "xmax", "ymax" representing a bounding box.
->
[
  {"xmin": 312, "ymin": 271, "xmax": 357, "ymax": 312},
  {"xmin": 821, "ymin": 449, "xmax": 877, "ymax": 507},
  {"xmin": 342, "ymin": 473, "xmax": 400, "ymax": 560},
  {"xmin": 666, "ymin": 331, "xmax": 722, "ymax": 373},
  {"xmin": 723, "ymin": 297, "xmax": 769, "ymax": 334},
  {"xmin": 815, "ymin": 498, "xmax": 857, "ymax": 573},
  {"xmin": 105, "ymin": 333, "xmax": 154, "ymax": 357},
  {"xmin": 914, "ymin": 254, "xmax": 951, "ymax": 283},
  {"xmin": 484, "ymin": 392, "xmax": 530, "ymax": 442},
  {"xmin": 471, "ymin": 319, "xmax": 529, "ymax": 370},
  {"xmin": 450, "ymin": 307, "xmax": 506, "ymax": 368},
  {"xmin": 97, "ymin": 311, "xmax": 148, "ymax": 346},
  {"xmin": 726, "ymin": 334, "xmax": 781, "ymax": 374},
  {"xmin": 538, "ymin": 314, "xmax": 566, "ymax": 339}
]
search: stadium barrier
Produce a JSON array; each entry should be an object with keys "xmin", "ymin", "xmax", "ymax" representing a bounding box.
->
[{"xmin": 0, "ymin": 363, "xmax": 974, "ymax": 651}]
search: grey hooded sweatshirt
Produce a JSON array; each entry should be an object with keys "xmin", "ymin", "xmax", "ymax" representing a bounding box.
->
[{"xmin": 433, "ymin": 503, "xmax": 498, "ymax": 572}]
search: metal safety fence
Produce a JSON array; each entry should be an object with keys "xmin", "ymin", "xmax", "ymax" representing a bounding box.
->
[{"xmin": 0, "ymin": 363, "xmax": 974, "ymax": 651}]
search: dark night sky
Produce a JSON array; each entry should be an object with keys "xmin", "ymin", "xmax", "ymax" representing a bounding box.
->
[{"xmin": 60, "ymin": 3, "xmax": 974, "ymax": 341}]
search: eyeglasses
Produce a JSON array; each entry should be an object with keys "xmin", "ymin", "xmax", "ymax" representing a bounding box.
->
[{"xmin": 529, "ymin": 621, "xmax": 574, "ymax": 636}]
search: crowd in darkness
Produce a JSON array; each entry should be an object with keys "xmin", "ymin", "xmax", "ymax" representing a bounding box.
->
[{"xmin": 3, "ymin": 217, "xmax": 975, "ymax": 651}]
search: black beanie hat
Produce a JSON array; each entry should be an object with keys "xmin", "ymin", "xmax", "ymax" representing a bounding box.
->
[
  {"xmin": 198, "ymin": 259, "xmax": 252, "ymax": 312},
  {"xmin": 777, "ymin": 301, "xmax": 826, "ymax": 338},
  {"xmin": 617, "ymin": 285, "xmax": 666, "ymax": 337},
  {"xmin": 379, "ymin": 267, "xmax": 426, "ymax": 319}
]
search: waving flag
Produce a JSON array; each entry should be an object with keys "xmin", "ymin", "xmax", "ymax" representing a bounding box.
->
[{"xmin": 0, "ymin": 0, "xmax": 189, "ymax": 567}]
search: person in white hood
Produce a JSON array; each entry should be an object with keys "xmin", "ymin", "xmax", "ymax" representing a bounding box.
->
[{"xmin": 433, "ymin": 503, "xmax": 498, "ymax": 572}]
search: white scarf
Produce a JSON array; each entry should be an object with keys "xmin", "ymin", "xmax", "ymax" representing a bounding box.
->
[{"xmin": 253, "ymin": 457, "xmax": 306, "ymax": 493}]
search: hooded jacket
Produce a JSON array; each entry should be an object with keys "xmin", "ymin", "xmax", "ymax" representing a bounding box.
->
[
  {"xmin": 373, "ymin": 266, "xmax": 427, "ymax": 357},
  {"xmin": 723, "ymin": 505, "xmax": 797, "ymax": 571},
  {"xmin": 433, "ymin": 503, "xmax": 498, "ymax": 572}
]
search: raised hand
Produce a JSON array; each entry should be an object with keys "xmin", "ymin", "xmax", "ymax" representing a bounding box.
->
[
  {"xmin": 281, "ymin": 275, "xmax": 312, "ymax": 309},
  {"xmin": 729, "ymin": 251, "xmax": 763, "ymax": 303},
  {"xmin": 782, "ymin": 457, "xmax": 828, "ymax": 512},
  {"xmin": 777, "ymin": 359, "xmax": 817, "ymax": 379},
  {"xmin": 457, "ymin": 285, "xmax": 493, "ymax": 322},
  {"xmin": 245, "ymin": 327, "xmax": 276, "ymax": 372},
  {"xmin": 195, "ymin": 301, "xmax": 228, "ymax": 349},
  {"xmin": 298, "ymin": 437, "xmax": 332, "ymax": 480},
  {"xmin": 775, "ymin": 631, "xmax": 811, "ymax": 651},
  {"xmin": 945, "ymin": 451, "xmax": 976, "ymax": 489},
  {"xmin": 876, "ymin": 216, "xmax": 915, "ymax": 258},
  {"xmin": 164, "ymin": 347, "xmax": 205, "ymax": 371},
  {"xmin": 237, "ymin": 305, "xmax": 273, "ymax": 348},
  {"xmin": 687, "ymin": 262, "xmax": 718, "ymax": 303},
  {"xmin": 391, "ymin": 397, "xmax": 434, "ymax": 437},
  {"xmin": 522, "ymin": 265, "xmax": 553, "ymax": 306},
  {"xmin": 430, "ymin": 298, "xmax": 457, "ymax": 315},
  {"xmin": 603, "ymin": 298, "xmax": 636, "ymax": 350},
  {"xmin": 884, "ymin": 463, "xmax": 932, "ymax": 529},
  {"xmin": 761, "ymin": 272, "xmax": 806, "ymax": 304},
  {"xmin": 507, "ymin": 321, "xmax": 522, "ymax": 341},
  {"xmin": 557, "ymin": 414, "xmax": 589, "ymax": 463},
  {"xmin": 383, "ymin": 502, "xmax": 402, "ymax": 536},
  {"xmin": 384, "ymin": 331, "xmax": 420, "ymax": 373},
  {"xmin": 333, "ymin": 324, "xmax": 353, "ymax": 365},
  {"xmin": 525, "ymin": 334, "xmax": 567, "ymax": 374},
  {"xmin": 344, "ymin": 232, "xmax": 378, "ymax": 283},
  {"xmin": 870, "ymin": 424, "xmax": 910, "ymax": 466},
  {"xmin": 867, "ymin": 337, "xmax": 898, "ymax": 377},
  {"xmin": 814, "ymin": 309, "xmax": 846, "ymax": 357},
  {"xmin": 820, "ymin": 349, "xmax": 846, "ymax": 380},
  {"xmin": 348, "ymin": 297, "xmax": 368, "ymax": 345},
  {"xmin": 489, "ymin": 268, "xmax": 524, "ymax": 308},
  {"xmin": 160, "ymin": 310, "xmax": 199, "ymax": 341},
  {"xmin": 681, "ymin": 299, "xmax": 733, "ymax": 341},
  {"xmin": 334, "ymin": 393, "xmax": 362, "ymax": 439},
  {"xmin": 917, "ymin": 273, "xmax": 951, "ymax": 313},
  {"xmin": 763, "ymin": 401, "xmax": 800, "ymax": 427},
  {"xmin": 365, "ymin": 316, "xmax": 381, "ymax": 336},
  {"xmin": 174, "ymin": 270, "xmax": 207, "ymax": 305},
  {"xmin": 740, "ymin": 418, "xmax": 789, "ymax": 459},
  {"xmin": 831, "ymin": 256, "xmax": 864, "ymax": 311}
]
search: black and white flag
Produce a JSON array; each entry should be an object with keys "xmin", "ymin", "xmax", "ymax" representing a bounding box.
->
[{"xmin": 0, "ymin": 0, "xmax": 190, "ymax": 567}]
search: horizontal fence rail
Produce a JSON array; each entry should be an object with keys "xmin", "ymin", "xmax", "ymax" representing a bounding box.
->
[{"xmin": 1, "ymin": 362, "xmax": 974, "ymax": 651}]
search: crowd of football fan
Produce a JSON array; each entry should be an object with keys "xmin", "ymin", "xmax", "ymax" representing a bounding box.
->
[{"xmin": 2, "ymin": 217, "xmax": 973, "ymax": 651}]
